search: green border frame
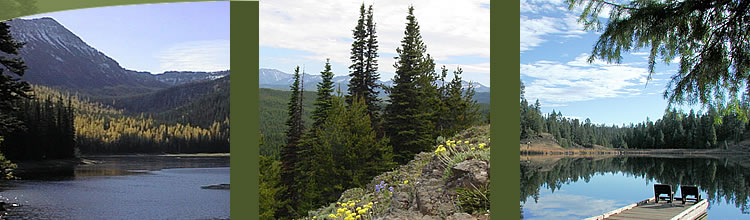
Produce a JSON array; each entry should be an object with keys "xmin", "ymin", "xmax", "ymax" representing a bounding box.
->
[
  {"xmin": 0, "ymin": 0, "xmax": 518, "ymax": 218},
  {"xmin": 491, "ymin": 0, "xmax": 519, "ymax": 218},
  {"xmin": 231, "ymin": 1, "xmax": 258, "ymax": 219}
]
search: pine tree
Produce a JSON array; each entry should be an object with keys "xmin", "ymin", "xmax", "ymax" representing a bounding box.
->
[
  {"xmin": 311, "ymin": 59, "xmax": 335, "ymax": 128},
  {"xmin": 385, "ymin": 6, "xmax": 438, "ymax": 163},
  {"xmin": 0, "ymin": 21, "xmax": 32, "ymax": 135},
  {"xmin": 348, "ymin": 3, "xmax": 381, "ymax": 123},
  {"xmin": 346, "ymin": 96, "xmax": 393, "ymax": 186},
  {"xmin": 278, "ymin": 66, "xmax": 305, "ymax": 218},
  {"xmin": 568, "ymin": 0, "xmax": 750, "ymax": 108},
  {"xmin": 347, "ymin": 3, "xmax": 367, "ymax": 104}
]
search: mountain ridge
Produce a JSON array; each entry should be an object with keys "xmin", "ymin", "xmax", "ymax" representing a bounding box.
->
[
  {"xmin": 259, "ymin": 68, "xmax": 491, "ymax": 93},
  {"xmin": 6, "ymin": 17, "xmax": 229, "ymax": 97}
]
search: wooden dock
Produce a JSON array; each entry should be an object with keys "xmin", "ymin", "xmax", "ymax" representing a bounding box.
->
[{"xmin": 586, "ymin": 197, "xmax": 708, "ymax": 220}]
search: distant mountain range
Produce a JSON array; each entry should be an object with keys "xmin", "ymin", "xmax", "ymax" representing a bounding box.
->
[
  {"xmin": 6, "ymin": 18, "xmax": 228, "ymax": 97},
  {"xmin": 259, "ymin": 68, "xmax": 491, "ymax": 94},
  {"xmin": 3, "ymin": 17, "xmax": 230, "ymax": 129}
]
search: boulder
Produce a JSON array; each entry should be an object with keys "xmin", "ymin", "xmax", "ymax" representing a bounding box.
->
[{"xmin": 449, "ymin": 160, "xmax": 489, "ymax": 189}]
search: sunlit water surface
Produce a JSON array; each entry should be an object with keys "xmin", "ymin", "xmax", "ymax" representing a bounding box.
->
[{"xmin": 0, "ymin": 156, "xmax": 229, "ymax": 220}]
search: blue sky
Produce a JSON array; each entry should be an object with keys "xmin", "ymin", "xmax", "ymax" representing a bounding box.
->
[
  {"xmin": 520, "ymin": 0, "xmax": 699, "ymax": 126},
  {"xmin": 22, "ymin": 1, "xmax": 229, "ymax": 74},
  {"xmin": 259, "ymin": 0, "xmax": 490, "ymax": 86}
]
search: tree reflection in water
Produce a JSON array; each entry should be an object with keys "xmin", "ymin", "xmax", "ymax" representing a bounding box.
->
[{"xmin": 520, "ymin": 156, "xmax": 750, "ymax": 214}]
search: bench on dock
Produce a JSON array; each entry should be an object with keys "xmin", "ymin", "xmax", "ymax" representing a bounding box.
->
[
  {"xmin": 680, "ymin": 185, "xmax": 701, "ymax": 204},
  {"xmin": 654, "ymin": 184, "xmax": 674, "ymax": 203}
]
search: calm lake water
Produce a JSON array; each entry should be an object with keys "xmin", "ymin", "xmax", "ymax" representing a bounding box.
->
[
  {"xmin": 520, "ymin": 156, "xmax": 750, "ymax": 219},
  {"xmin": 0, "ymin": 155, "xmax": 229, "ymax": 220}
]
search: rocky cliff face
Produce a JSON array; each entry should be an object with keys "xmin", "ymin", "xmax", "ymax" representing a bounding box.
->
[{"xmin": 308, "ymin": 125, "xmax": 491, "ymax": 220}]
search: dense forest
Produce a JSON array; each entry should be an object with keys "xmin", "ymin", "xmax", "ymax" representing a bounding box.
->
[
  {"xmin": 260, "ymin": 5, "xmax": 486, "ymax": 219},
  {"xmin": 260, "ymin": 88, "xmax": 489, "ymax": 160},
  {"xmin": 259, "ymin": 88, "xmax": 316, "ymax": 158},
  {"xmin": 520, "ymin": 80, "xmax": 748, "ymax": 149},
  {"xmin": 2, "ymin": 85, "xmax": 230, "ymax": 155}
]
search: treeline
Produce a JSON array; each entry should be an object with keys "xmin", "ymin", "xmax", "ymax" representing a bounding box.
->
[
  {"xmin": 24, "ymin": 86, "xmax": 229, "ymax": 154},
  {"xmin": 2, "ymin": 95, "xmax": 75, "ymax": 160},
  {"xmin": 261, "ymin": 5, "xmax": 484, "ymax": 219},
  {"xmin": 520, "ymin": 80, "xmax": 748, "ymax": 149}
]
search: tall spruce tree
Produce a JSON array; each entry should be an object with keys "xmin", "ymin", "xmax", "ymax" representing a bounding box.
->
[
  {"xmin": 385, "ymin": 6, "xmax": 438, "ymax": 163},
  {"xmin": 311, "ymin": 59, "xmax": 335, "ymax": 128},
  {"xmin": 348, "ymin": 3, "xmax": 380, "ymax": 122},
  {"xmin": 278, "ymin": 66, "xmax": 305, "ymax": 218},
  {"xmin": 0, "ymin": 21, "xmax": 32, "ymax": 135}
]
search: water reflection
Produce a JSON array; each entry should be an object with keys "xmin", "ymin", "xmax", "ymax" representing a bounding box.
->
[
  {"xmin": 520, "ymin": 156, "xmax": 750, "ymax": 218},
  {"xmin": 14, "ymin": 155, "xmax": 230, "ymax": 180}
]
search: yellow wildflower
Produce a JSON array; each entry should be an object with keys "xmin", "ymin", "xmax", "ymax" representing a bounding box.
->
[
  {"xmin": 356, "ymin": 215, "xmax": 361, "ymax": 219},
  {"xmin": 329, "ymin": 214, "xmax": 336, "ymax": 218},
  {"xmin": 404, "ymin": 180, "xmax": 409, "ymax": 184},
  {"xmin": 464, "ymin": 140, "xmax": 469, "ymax": 144},
  {"xmin": 358, "ymin": 209, "xmax": 366, "ymax": 214},
  {"xmin": 471, "ymin": 147, "xmax": 476, "ymax": 151},
  {"xmin": 356, "ymin": 207, "xmax": 361, "ymax": 211},
  {"xmin": 479, "ymin": 143, "xmax": 486, "ymax": 148}
]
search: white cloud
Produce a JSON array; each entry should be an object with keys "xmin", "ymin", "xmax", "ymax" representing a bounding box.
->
[
  {"xmin": 155, "ymin": 40, "xmax": 230, "ymax": 73},
  {"xmin": 522, "ymin": 193, "xmax": 623, "ymax": 220},
  {"xmin": 519, "ymin": 15, "xmax": 586, "ymax": 52},
  {"xmin": 519, "ymin": 0, "xmax": 589, "ymax": 53},
  {"xmin": 521, "ymin": 53, "xmax": 650, "ymax": 104},
  {"xmin": 260, "ymin": 0, "xmax": 489, "ymax": 81}
]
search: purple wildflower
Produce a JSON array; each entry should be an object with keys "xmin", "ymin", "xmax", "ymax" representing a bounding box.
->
[{"xmin": 389, "ymin": 186, "xmax": 394, "ymax": 192}]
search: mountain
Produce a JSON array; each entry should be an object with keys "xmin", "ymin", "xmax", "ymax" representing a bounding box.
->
[
  {"xmin": 155, "ymin": 70, "xmax": 230, "ymax": 86},
  {"xmin": 99, "ymin": 75, "xmax": 229, "ymax": 114},
  {"xmin": 6, "ymin": 18, "xmax": 168, "ymax": 96},
  {"xmin": 259, "ymin": 68, "xmax": 490, "ymax": 102}
]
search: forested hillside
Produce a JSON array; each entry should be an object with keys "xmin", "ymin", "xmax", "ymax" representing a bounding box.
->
[
  {"xmin": 97, "ymin": 76, "xmax": 229, "ymax": 114},
  {"xmin": 21, "ymin": 86, "xmax": 228, "ymax": 155},
  {"xmin": 259, "ymin": 88, "xmax": 316, "ymax": 158}
]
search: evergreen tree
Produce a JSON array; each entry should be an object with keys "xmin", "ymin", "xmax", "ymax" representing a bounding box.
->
[
  {"xmin": 346, "ymin": 96, "xmax": 393, "ymax": 186},
  {"xmin": 0, "ymin": 21, "xmax": 32, "ymax": 135},
  {"xmin": 384, "ymin": 6, "xmax": 438, "ymax": 163},
  {"xmin": 311, "ymin": 59, "xmax": 335, "ymax": 128},
  {"xmin": 278, "ymin": 66, "xmax": 305, "ymax": 217},
  {"xmin": 348, "ymin": 3, "xmax": 381, "ymax": 122},
  {"xmin": 259, "ymin": 152, "xmax": 283, "ymax": 220},
  {"xmin": 438, "ymin": 67, "xmax": 480, "ymax": 137},
  {"xmin": 568, "ymin": 0, "xmax": 750, "ymax": 108}
]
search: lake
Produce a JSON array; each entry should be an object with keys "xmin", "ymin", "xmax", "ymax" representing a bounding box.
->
[
  {"xmin": 520, "ymin": 155, "xmax": 750, "ymax": 219},
  {"xmin": 0, "ymin": 155, "xmax": 230, "ymax": 220}
]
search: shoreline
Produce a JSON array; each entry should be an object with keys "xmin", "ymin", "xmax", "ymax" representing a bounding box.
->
[
  {"xmin": 81, "ymin": 153, "xmax": 230, "ymax": 158},
  {"xmin": 520, "ymin": 148, "xmax": 750, "ymax": 156}
]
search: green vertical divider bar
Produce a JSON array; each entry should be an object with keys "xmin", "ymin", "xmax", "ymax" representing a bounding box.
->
[
  {"xmin": 231, "ymin": 1, "xmax": 259, "ymax": 219},
  {"xmin": 491, "ymin": 0, "xmax": 519, "ymax": 218}
]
